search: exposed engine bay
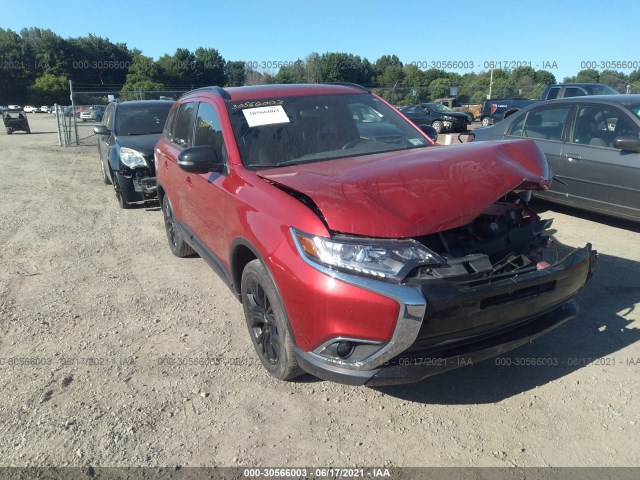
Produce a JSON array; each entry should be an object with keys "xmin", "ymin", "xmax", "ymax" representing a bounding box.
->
[{"xmin": 410, "ymin": 191, "xmax": 557, "ymax": 281}]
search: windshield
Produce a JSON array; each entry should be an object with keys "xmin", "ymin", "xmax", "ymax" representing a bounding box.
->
[
  {"xmin": 583, "ymin": 84, "xmax": 619, "ymax": 95},
  {"xmin": 115, "ymin": 106, "xmax": 171, "ymax": 136},
  {"xmin": 227, "ymin": 93, "xmax": 432, "ymax": 168}
]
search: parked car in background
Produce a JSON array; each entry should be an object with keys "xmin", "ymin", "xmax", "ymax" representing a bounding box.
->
[
  {"xmin": 75, "ymin": 106, "xmax": 90, "ymax": 118},
  {"xmin": 39, "ymin": 105, "xmax": 50, "ymax": 113},
  {"xmin": 480, "ymin": 98, "xmax": 537, "ymax": 127},
  {"xmin": 23, "ymin": 106, "xmax": 36, "ymax": 113},
  {"xmin": 434, "ymin": 97, "xmax": 482, "ymax": 121},
  {"xmin": 471, "ymin": 95, "xmax": 640, "ymax": 222},
  {"xmin": 8, "ymin": 105, "xmax": 21, "ymax": 110},
  {"xmin": 80, "ymin": 106, "xmax": 105, "ymax": 122},
  {"xmin": 349, "ymin": 102, "xmax": 438, "ymax": 142},
  {"xmin": 93, "ymin": 100, "xmax": 173, "ymax": 208},
  {"xmin": 399, "ymin": 102, "xmax": 471, "ymax": 133},
  {"xmin": 541, "ymin": 83, "xmax": 619, "ymax": 101},
  {"xmin": 154, "ymin": 83, "xmax": 595, "ymax": 385}
]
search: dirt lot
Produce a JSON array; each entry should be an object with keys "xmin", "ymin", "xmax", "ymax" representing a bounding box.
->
[{"xmin": 0, "ymin": 114, "xmax": 639, "ymax": 468}]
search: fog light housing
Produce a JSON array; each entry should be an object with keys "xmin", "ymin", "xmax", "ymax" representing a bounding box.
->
[{"xmin": 336, "ymin": 341, "xmax": 354, "ymax": 359}]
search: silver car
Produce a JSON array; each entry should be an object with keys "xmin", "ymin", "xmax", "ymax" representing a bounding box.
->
[{"xmin": 471, "ymin": 95, "xmax": 640, "ymax": 223}]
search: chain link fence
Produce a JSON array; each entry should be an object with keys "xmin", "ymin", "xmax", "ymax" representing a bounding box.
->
[
  {"xmin": 56, "ymin": 79, "xmax": 640, "ymax": 145},
  {"xmin": 57, "ymin": 83, "xmax": 191, "ymax": 146}
]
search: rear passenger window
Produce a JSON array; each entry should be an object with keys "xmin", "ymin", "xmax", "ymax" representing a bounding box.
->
[
  {"xmin": 169, "ymin": 102, "xmax": 195, "ymax": 147},
  {"xmin": 194, "ymin": 102, "xmax": 225, "ymax": 161},
  {"xmin": 564, "ymin": 87, "xmax": 585, "ymax": 98},
  {"xmin": 507, "ymin": 114, "xmax": 526, "ymax": 136},
  {"xmin": 546, "ymin": 88, "xmax": 559, "ymax": 100},
  {"xmin": 521, "ymin": 106, "xmax": 570, "ymax": 141}
]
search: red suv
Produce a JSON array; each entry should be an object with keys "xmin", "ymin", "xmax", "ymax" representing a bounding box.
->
[{"xmin": 155, "ymin": 83, "xmax": 596, "ymax": 386}]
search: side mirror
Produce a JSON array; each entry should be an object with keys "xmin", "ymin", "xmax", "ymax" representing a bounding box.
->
[
  {"xmin": 418, "ymin": 124, "xmax": 438, "ymax": 142},
  {"xmin": 93, "ymin": 125, "xmax": 110, "ymax": 135},
  {"xmin": 178, "ymin": 145, "xmax": 223, "ymax": 174},
  {"xmin": 614, "ymin": 135, "xmax": 640, "ymax": 153}
]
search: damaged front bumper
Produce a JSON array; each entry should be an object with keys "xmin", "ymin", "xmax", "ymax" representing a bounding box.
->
[
  {"xmin": 294, "ymin": 244, "xmax": 596, "ymax": 386},
  {"xmin": 134, "ymin": 175, "xmax": 157, "ymax": 195},
  {"xmin": 117, "ymin": 165, "xmax": 157, "ymax": 203}
]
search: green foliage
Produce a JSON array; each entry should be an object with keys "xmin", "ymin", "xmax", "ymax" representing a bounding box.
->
[
  {"xmin": 534, "ymin": 70, "xmax": 556, "ymax": 86},
  {"xmin": 226, "ymin": 61, "xmax": 246, "ymax": 87},
  {"xmin": 0, "ymin": 28, "xmax": 35, "ymax": 102},
  {"xmin": 574, "ymin": 69, "xmax": 600, "ymax": 83},
  {"xmin": 2, "ymin": 25, "xmax": 637, "ymax": 104},
  {"xmin": 121, "ymin": 54, "xmax": 164, "ymax": 99},
  {"xmin": 28, "ymin": 73, "xmax": 68, "ymax": 104},
  {"xmin": 193, "ymin": 47, "xmax": 226, "ymax": 86}
]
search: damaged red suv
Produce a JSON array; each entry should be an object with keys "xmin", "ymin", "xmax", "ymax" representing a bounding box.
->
[{"xmin": 155, "ymin": 83, "xmax": 595, "ymax": 386}]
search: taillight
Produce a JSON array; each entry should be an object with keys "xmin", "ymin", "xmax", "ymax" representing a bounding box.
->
[{"xmin": 490, "ymin": 104, "xmax": 497, "ymax": 114}]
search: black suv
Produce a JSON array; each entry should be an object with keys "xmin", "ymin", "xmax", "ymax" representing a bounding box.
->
[
  {"xmin": 541, "ymin": 83, "xmax": 619, "ymax": 101},
  {"xmin": 399, "ymin": 103, "xmax": 471, "ymax": 133},
  {"xmin": 94, "ymin": 100, "xmax": 173, "ymax": 208}
]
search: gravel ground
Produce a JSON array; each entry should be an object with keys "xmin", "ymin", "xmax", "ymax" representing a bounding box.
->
[{"xmin": 0, "ymin": 114, "xmax": 638, "ymax": 468}]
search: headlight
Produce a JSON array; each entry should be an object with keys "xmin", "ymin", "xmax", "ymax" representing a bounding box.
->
[
  {"xmin": 443, "ymin": 115, "xmax": 455, "ymax": 121},
  {"xmin": 119, "ymin": 147, "xmax": 147, "ymax": 168},
  {"xmin": 292, "ymin": 229, "xmax": 446, "ymax": 282}
]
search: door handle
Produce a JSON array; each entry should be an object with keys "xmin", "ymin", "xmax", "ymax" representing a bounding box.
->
[
  {"xmin": 565, "ymin": 153, "xmax": 582, "ymax": 162},
  {"xmin": 186, "ymin": 176, "xmax": 193, "ymax": 190}
]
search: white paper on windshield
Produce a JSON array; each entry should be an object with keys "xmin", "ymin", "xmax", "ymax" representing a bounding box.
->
[{"xmin": 242, "ymin": 105, "xmax": 290, "ymax": 127}]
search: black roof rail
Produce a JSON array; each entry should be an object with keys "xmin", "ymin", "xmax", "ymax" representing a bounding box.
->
[
  {"xmin": 323, "ymin": 82, "xmax": 370, "ymax": 93},
  {"xmin": 180, "ymin": 86, "xmax": 231, "ymax": 100}
]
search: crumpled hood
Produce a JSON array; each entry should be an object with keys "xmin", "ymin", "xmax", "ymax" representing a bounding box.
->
[
  {"xmin": 114, "ymin": 133, "xmax": 161, "ymax": 157},
  {"xmin": 258, "ymin": 139, "xmax": 550, "ymax": 238}
]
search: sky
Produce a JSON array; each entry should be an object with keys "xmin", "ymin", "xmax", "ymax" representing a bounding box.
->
[{"xmin": 2, "ymin": 0, "xmax": 639, "ymax": 83}]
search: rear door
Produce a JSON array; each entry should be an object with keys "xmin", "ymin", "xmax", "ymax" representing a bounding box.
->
[
  {"xmin": 157, "ymin": 101, "xmax": 196, "ymax": 222},
  {"xmin": 503, "ymin": 104, "xmax": 573, "ymax": 199},
  {"xmin": 560, "ymin": 103, "xmax": 640, "ymax": 219},
  {"xmin": 97, "ymin": 103, "xmax": 114, "ymax": 163}
]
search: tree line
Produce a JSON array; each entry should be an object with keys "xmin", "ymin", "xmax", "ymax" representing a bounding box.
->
[{"xmin": 2, "ymin": 27, "xmax": 639, "ymax": 105}]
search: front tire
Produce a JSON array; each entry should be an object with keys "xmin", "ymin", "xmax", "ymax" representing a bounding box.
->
[
  {"xmin": 113, "ymin": 173, "xmax": 132, "ymax": 209},
  {"xmin": 432, "ymin": 120, "xmax": 444, "ymax": 134},
  {"xmin": 100, "ymin": 156, "xmax": 112, "ymax": 185},
  {"xmin": 241, "ymin": 259, "xmax": 302, "ymax": 381},
  {"xmin": 162, "ymin": 195, "xmax": 194, "ymax": 257}
]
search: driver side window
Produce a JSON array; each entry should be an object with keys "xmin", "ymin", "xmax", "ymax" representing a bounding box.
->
[
  {"xmin": 194, "ymin": 102, "xmax": 225, "ymax": 162},
  {"xmin": 168, "ymin": 102, "xmax": 195, "ymax": 148}
]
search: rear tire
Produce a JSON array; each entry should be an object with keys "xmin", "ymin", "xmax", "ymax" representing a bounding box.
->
[
  {"xmin": 241, "ymin": 259, "xmax": 302, "ymax": 381},
  {"xmin": 481, "ymin": 117, "xmax": 491, "ymax": 127},
  {"xmin": 162, "ymin": 195, "xmax": 194, "ymax": 257}
]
